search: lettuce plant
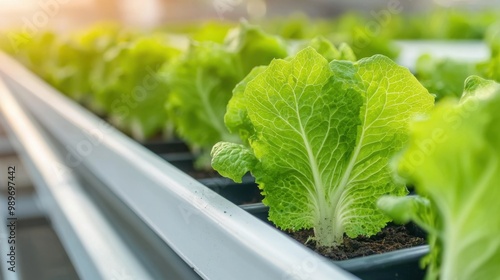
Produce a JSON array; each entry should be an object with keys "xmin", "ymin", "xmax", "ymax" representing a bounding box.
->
[
  {"xmin": 164, "ymin": 24, "xmax": 288, "ymax": 159},
  {"xmin": 164, "ymin": 23, "xmax": 352, "ymax": 168},
  {"xmin": 416, "ymin": 54, "xmax": 478, "ymax": 101},
  {"xmin": 50, "ymin": 24, "xmax": 135, "ymax": 109},
  {"xmin": 379, "ymin": 76, "xmax": 500, "ymax": 279},
  {"xmin": 91, "ymin": 35, "xmax": 182, "ymax": 140},
  {"xmin": 211, "ymin": 47, "xmax": 434, "ymax": 247}
]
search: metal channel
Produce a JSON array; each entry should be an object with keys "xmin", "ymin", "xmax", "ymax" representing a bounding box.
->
[
  {"xmin": 0, "ymin": 52, "xmax": 358, "ymax": 280},
  {"xmin": 0, "ymin": 78, "xmax": 155, "ymax": 280}
]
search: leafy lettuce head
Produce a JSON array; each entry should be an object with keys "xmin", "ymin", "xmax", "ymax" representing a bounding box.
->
[
  {"xmin": 212, "ymin": 47, "xmax": 434, "ymax": 247},
  {"xmin": 379, "ymin": 76, "xmax": 500, "ymax": 280}
]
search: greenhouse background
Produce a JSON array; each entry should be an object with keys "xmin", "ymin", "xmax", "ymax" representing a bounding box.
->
[{"xmin": 1, "ymin": 0, "xmax": 500, "ymax": 280}]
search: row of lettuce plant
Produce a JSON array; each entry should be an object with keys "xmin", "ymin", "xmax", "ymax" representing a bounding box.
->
[
  {"xmin": 415, "ymin": 23, "xmax": 500, "ymax": 100},
  {"xmin": 1, "ymin": 21, "xmax": 358, "ymax": 168},
  {"xmin": 261, "ymin": 9, "xmax": 500, "ymax": 59},
  {"xmin": 1, "ymin": 9, "xmax": 499, "ymax": 145},
  {"xmin": 1, "ymin": 15, "xmax": 500, "ymax": 279}
]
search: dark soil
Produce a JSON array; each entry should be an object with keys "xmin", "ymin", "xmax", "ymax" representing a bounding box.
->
[{"xmin": 286, "ymin": 223, "xmax": 426, "ymax": 261}]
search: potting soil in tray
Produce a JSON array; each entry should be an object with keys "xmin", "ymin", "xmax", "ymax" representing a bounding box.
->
[{"xmin": 286, "ymin": 223, "xmax": 426, "ymax": 261}]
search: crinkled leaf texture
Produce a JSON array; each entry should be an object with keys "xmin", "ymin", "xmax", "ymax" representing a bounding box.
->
[
  {"xmin": 166, "ymin": 23, "xmax": 355, "ymax": 169},
  {"xmin": 91, "ymin": 35, "xmax": 181, "ymax": 140},
  {"xmin": 212, "ymin": 47, "xmax": 434, "ymax": 247},
  {"xmin": 380, "ymin": 76, "xmax": 500, "ymax": 280},
  {"xmin": 165, "ymin": 41, "xmax": 241, "ymax": 150}
]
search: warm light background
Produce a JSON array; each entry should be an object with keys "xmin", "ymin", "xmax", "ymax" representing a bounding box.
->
[
  {"xmin": 1, "ymin": 0, "xmax": 500, "ymax": 31},
  {"xmin": 0, "ymin": 0, "xmax": 453, "ymax": 31}
]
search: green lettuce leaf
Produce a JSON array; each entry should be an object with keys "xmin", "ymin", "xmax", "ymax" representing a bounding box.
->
[
  {"xmin": 416, "ymin": 54, "xmax": 478, "ymax": 101},
  {"xmin": 53, "ymin": 24, "xmax": 135, "ymax": 109},
  {"xmin": 165, "ymin": 40, "xmax": 242, "ymax": 152},
  {"xmin": 224, "ymin": 21, "xmax": 288, "ymax": 74},
  {"xmin": 164, "ymin": 22, "xmax": 284, "ymax": 164},
  {"xmin": 225, "ymin": 37, "xmax": 357, "ymax": 146},
  {"xmin": 378, "ymin": 195, "xmax": 441, "ymax": 278},
  {"xmin": 91, "ymin": 34, "xmax": 181, "ymax": 139},
  {"xmin": 212, "ymin": 47, "xmax": 434, "ymax": 247},
  {"xmin": 165, "ymin": 23, "xmax": 350, "ymax": 168},
  {"xmin": 379, "ymin": 76, "xmax": 500, "ymax": 279}
]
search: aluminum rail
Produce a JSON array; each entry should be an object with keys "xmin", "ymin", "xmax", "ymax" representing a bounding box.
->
[
  {"xmin": 0, "ymin": 77, "xmax": 156, "ymax": 280},
  {"xmin": 0, "ymin": 53, "xmax": 357, "ymax": 279}
]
